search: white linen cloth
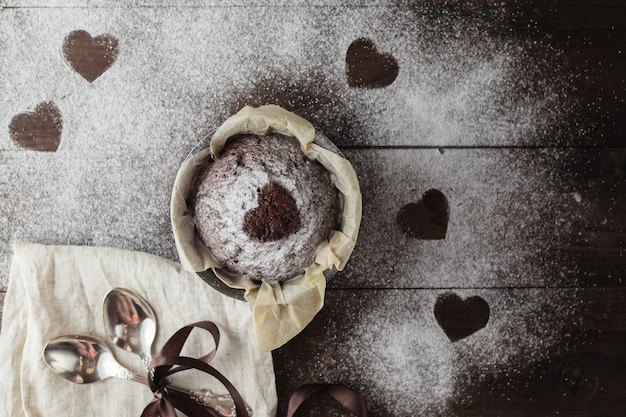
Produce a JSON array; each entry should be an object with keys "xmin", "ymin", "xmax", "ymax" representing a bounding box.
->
[{"xmin": 0, "ymin": 241, "xmax": 277, "ymax": 417}]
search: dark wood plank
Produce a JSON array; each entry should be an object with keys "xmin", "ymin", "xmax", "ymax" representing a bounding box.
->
[
  {"xmin": 3, "ymin": 0, "xmax": 626, "ymax": 8},
  {"xmin": 1, "ymin": 0, "xmax": 381, "ymax": 6},
  {"xmin": 501, "ymin": 5, "xmax": 626, "ymax": 147},
  {"xmin": 0, "ymin": 5, "xmax": 624, "ymax": 148},
  {"xmin": 1, "ymin": 147, "xmax": 625, "ymax": 291},
  {"xmin": 274, "ymin": 288, "xmax": 626, "ymax": 417},
  {"xmin": 337, "ymin": 147, "xmax": 626, "ymax": 289}
]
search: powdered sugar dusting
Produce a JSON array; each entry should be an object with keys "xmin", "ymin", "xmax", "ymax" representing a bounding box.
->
[
  {"xmin": 193, "ymin": 134, "xmax": 338, "ymax": 281},
  {"xmin": 329, "ymin": 289, "xmax": 582, "ymax": 416},
  {"xmin": 0, "ymin": 3, "xmax": 586, "ymax": 415},
  {"xmin": 341, "ymin": 147, "xmax": 586, "ymax": 288}
]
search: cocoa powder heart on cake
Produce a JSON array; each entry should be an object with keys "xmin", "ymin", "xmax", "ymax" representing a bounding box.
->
[{"xmin": 243, "ymin": 182, "xmax": 301, "ymax": 243}]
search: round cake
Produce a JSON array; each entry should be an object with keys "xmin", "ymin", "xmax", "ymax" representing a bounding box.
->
[{"xmin": 192, "ymin": 132, "xmax": 340, "ymax": 282}]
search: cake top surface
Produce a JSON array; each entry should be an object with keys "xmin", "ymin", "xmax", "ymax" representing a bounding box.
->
[{"xmin": 193, "ymin": 133, "xmax": 339, "ymax": 281}]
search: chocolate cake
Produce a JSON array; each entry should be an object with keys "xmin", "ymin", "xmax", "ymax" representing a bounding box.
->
[{"xmin": 192, "ymin": 133, "xmax": 340, "ymax": 282}]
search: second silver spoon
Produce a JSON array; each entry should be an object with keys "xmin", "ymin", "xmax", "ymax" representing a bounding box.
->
[
  {"xmin": 103, "ymin": 287, "xmax": 156, "ymax": 369},
  {"xmin": 102, "ymin": 287, "xmax": 252, "ymax": 417}
]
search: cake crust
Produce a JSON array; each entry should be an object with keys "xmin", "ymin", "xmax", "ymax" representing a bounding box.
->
[{"xmin": 192, "ymin": 133, "xmax": 339, "ymax": 281}]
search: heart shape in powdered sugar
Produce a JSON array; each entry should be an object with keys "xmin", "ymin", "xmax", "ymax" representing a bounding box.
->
[
  {"xmin": 9, "ymin": 101, "xmax": 63, "ymax": 152},
  {"xmin": 62, "ymin": 30, "xmax": 119, "ymax": 82},
  {"xmin": 396, "ymin": 189, "xmax": 449, "ymax": 239},
  {"xmin": 345, "ymin": 38, "xmax": 399, "ymax": 88},
  {"xmin": 434, "ymin": 292, "xmax": 490, "ymax": 342},
  {"xmin": 243, "ymin": 182, "xmax": 301, "ymax": 242}
]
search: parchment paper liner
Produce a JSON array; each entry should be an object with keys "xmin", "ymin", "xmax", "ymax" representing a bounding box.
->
[{"xmin": 171, "ymin": 105, "xmax": 362, "ymax": 351}]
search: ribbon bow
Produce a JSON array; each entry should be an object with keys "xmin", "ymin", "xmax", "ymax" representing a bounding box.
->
[
  {"xmin": 138, "ymin": 321, "xmax": 368, "ymax": 417},
  {"xmin": 141, "ymin": 321, "xmax": 249, "ymax": 417}
]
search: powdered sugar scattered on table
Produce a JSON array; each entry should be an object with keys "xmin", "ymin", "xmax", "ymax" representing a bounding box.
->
[
  {"xmin": 341, "ymin": 147, "xmax": 588, "ymax": 288},
  {"xmin": 283, "ymin": 288, "xmax": 582, "ymax": 416},
  {"xmin": 0, "ymin": 3, "xmax": 586, "ymax": 416},
  {"xmin": 0, "ymin": 6, "xmax": 578, "ymax": 278},
  {"xmin": 350, "ymin": 290, "xmax": 577, "ymax": 416}
]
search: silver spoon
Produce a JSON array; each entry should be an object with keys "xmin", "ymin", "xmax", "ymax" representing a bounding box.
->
[
  {"xmin": 103, "ymin": 288, "xmax": 156, "ymax": 369},
  {"xmin": 43, "ymin": 335, "xmax": 251, "ymax": 417},
  {"xmin": 102, "ymin": 288, "xmax": 252, "ymax": 417},
  {"xmin": 43, "ymin": 335, "xmax": 147, "ymax": 385}
]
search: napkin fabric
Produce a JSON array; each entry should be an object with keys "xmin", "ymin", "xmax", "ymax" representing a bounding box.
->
[{"xmin": 0, "ymin": 241, "xmax": 277, "ymax": 417}]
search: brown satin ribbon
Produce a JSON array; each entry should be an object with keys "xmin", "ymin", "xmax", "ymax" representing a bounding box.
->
[
  {"xmin": 287, "ymin": 383, "xmax": 369, "ymax": 417},
  {"xmin": 139, "ymin": 321, "xmax": 368, "ymax": 417},
  {"xmin": 141, "ymin": 321, "xmax": 249, "ymax": 417}
]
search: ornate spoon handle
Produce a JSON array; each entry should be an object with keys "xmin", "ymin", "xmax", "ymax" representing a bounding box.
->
[{"xmin": 189, "ymin": 389, "xmax": 253, "ymax": 417}]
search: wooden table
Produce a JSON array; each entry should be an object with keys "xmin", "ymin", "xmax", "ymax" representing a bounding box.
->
[{"xmin": 1, "ymin": 1, "xmax": 625, "ymax": 416}]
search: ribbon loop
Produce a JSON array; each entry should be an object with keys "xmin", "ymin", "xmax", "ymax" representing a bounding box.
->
[
  {"xmin": 157, "ymin": 320, "xmax": 221, "ymax": 363},
  {"xmin": 287, "ymin": 383, "xmax": 368, "ymax": 417},
  {"xmin": 141, "ymin": 321, "xmax": 249, "ymax": 417}
]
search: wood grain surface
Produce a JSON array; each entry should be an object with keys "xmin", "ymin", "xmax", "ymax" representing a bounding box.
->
[{"xmin": 1, "ymin": 1, "xmax": 625, "ymax": 416}]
